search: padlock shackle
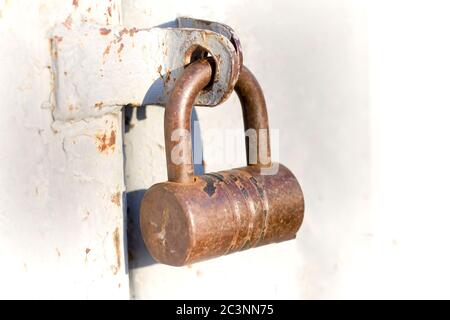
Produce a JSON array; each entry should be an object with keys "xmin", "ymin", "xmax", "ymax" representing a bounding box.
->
[
  {"xmin": 164, "ymin": 59, "xmax": 211, "ymax": 184},
  {"xmin": 234, "ymin": 65, "xmax": 272, "ymax": 169},
  {"xmin": 165, "ymin": 59, "xmax": 271, "ymax": 184}
]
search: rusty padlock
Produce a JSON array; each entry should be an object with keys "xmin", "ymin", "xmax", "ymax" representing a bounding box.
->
[{"xmin": 140, "ymin": 59, "xmax": 304, "ymax": 266}]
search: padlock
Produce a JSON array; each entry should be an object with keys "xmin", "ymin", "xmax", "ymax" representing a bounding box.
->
[{"xmin": 140, "ymin": 59, "xmax": 304, "ymax": 266}]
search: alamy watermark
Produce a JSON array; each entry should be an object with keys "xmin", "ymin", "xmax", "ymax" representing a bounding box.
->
[{"xmin": 169, "ymin": 121, "xmax": 280, "ymax": 175}]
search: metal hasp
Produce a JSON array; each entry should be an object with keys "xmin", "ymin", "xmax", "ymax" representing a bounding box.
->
[
  {"xmin": 174, "ymin": 17, "xmax": 243, "ymax": 106},
  {"xmin": 140, "ymin": 59, "xmax": 305, "ymax": 266},
  {"xmin": 50, "ymin": 17, "xmax": 242, "ymax": 122}
]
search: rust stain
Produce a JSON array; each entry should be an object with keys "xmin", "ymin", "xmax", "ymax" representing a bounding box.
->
[
  {"xmin": 112, "ymin": 227, "xmax": 121, "ymax": 275},
  {"xmin": 129, "ymin": 27, "xmax": 138, "ymax": 37},
  {"xmin": 87, "ymin": 7, "xmax": 91, "ymax": 13},
  {"xmin": 111, "ymin": 191, "xmax": 121, "ymax": 207},
  {"xmin": 117, "ymin": 43, "xmax": 124, "ymax": 54},
  {"xmin": 107, "ymin": 6, "xmax": 112, "ymax": 17},
  {"xmin": 100, "ymin": 27, "xmax": 139, "ymax": 59},
  {"xmin": 95, "ymin": 128, "xmax": 116, "ymax": 153},
  {"xmin": 72, "ymin": 0, "xmax": 78, "ymax": 8},
  {"xmin": 119, "ymin": 28, "xmax": 129, "ymax": 37},
  {"xmin": 103, "ymin": 44, "xmax": 111, "ymax": 58},
  {"xmin": 94, "ymin": 102, "xmax": 104, "ymax": 109},
  {"xmin": 68, "ymin": 104, "xmax": 74, "ymax": 111},
  {"xmin": 63, "ymin": 15, "xmax": 72, "ymax": 29},
  {"xmin": 99, "ymin": 28, "xmax": 111, "ymax": 35}
]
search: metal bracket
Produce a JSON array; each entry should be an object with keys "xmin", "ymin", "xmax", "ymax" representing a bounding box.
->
[
  {"xmin": 51, "ymin": 17, "xmax": 242, "ymax": 122},
  {"xmin": 173, "ymin": 17, "xmax": 243, "ymax": 106},
  {"xmin": 177, "ymin": 17, "xmax": 243, "ymax": 80}
]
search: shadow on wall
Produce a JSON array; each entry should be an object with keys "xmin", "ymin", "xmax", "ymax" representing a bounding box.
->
[
  {"xmin": 126, "ymin": 188, "xmax": 157, "ymax": 267},
  {"xmin": 124, "ymin": 67, "xmax": 205, "ymax": 268}
]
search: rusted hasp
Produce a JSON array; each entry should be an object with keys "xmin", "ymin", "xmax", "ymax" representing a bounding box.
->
[
  {"xmin": 177, "ymin": 17, "xmax": 243, "ymax": 74},
  {"xmin": 174, "ymin": 17, "xmax": 243, "ymax": 106},
  {"xmin": 51, "ymin": 17, "xmax": 242, "ymax": 122}
]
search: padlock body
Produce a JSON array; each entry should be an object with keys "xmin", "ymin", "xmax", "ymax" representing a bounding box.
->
[{"xmin": 140, "ymin": 163, "xmax": 304, "ymax": 266}]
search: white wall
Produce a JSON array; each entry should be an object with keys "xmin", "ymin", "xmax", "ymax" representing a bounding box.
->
[
  {"xmin": 340, "ymin": 0, "xmax": 450, "ymax": 299},
  {"xmin": 1, "ymin": 0, "xmax": 449, "ymax": 299}
]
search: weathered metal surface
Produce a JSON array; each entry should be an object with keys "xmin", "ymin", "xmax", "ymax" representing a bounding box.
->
[
  {"xmin": 177, "ymin": 16, "xmax": 243, "ymax": 81},
  {"xmin": 140, "ymin": 60, "xmax": 304, "ymax": 266},
  {"xmin": 163, "ymin": 59, "xmax": 213, "ymax": 184},
  {"xmin": 163, "ymin": 60, "xmax": 271, "ymax": 184},
  {"xmin": 141, "ymin": 164, "xmax": 304, "ymax": 266},
  {"xmin": 51, "ymin": 18, "xmax": 241, "ymax": 122},
  {"xmin": 234, "ymin": 64, "xmax": 271, "ymax": 167}
]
